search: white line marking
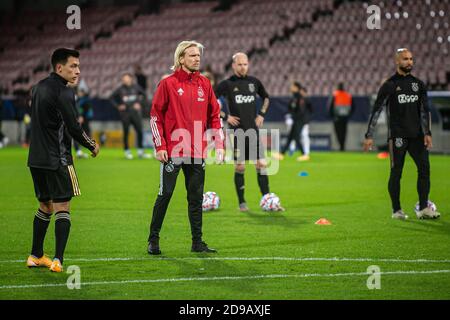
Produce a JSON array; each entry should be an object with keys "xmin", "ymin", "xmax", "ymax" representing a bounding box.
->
[
  {"xmin": 3, "ymin": 256, "xmax": 450, "ymax": 264},
  {"xmin": 1, "ymin": 270, "xmax": 449, "ymax": 290}
]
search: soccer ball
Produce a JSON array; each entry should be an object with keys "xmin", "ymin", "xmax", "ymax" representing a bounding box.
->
[
  {"xmin": 414, "ymin": 200, "xmax": 437, "ymax": 213},
  {"xmin": 202, "ymin": 191, "xmax": 220, "ymax": 211},
  {"xmin": 260, "ymin": 193, "xmax": 283, "ymax": 212}
]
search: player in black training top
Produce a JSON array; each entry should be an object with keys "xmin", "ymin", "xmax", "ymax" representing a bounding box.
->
[
  {"xmin": 216, "ymin": 52, "xmax": 283, "ymax": 212},
  {"xmin": 363, "ymin": 48, "xmax": 440, "ymax": 220},
  {"xmin": 110, "ymin": 73, "xmax": 152, "ymax": 160},
  {"xmin": 27, "ymin": 48, "xmax": 99, "ymax": 272}
]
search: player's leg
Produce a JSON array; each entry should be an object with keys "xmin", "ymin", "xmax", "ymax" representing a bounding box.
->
[
  {"xmin": 130, "ymin": 110, "xmax": 150, "ymax": 158},
  {"xmin": 148, "ymin": 160, "xmax": 181, "ymax": 254},
  {"xmin": 49, "ymin": 165, "xmax": 81, "ymax": 272},
  {"xmin": 234, "ymin": 162, "xmax": 247, "ymax": 211},
  {"xmin": 233, "ymin": 134, "xmax": 248, "ymax": 210},
  {"xmin": 408, "ymin": 137, "xmax": 430, "ymax": 209},
  {"xmin": 183, "ymin": 161, "xmax": 216, "ymax": 253},
  {"xmin": 130, "ymin": 109, "xmax": 143, "ymax": 148},
  {"xmin": 28, "ymin": 168, "xmax": 53, "ymax": 268},
  {"xmin": 408, "ymin": 137, "xmax": 439, "ymax": 218},
  {"xmin": 334, "ymin": 117, "xmax": 346, "ymax": 151},
  {"xmin": 51, "ymin": 200, "xmax": 71, "ymax": 272},
  {"xmin": 255, "ymin": 159, "xmax": 270, "ymax": 196},
  {"xmin": 255, "ymin": 131, "xmax": 270, "ymax": 196},
  {"xmin": 120, "ymin": 111, "xmax": 132, "ymax": 158},
  {"xmin": 388, "ymin": 138, "xmax": 408, "ymax": 218},
  {"xmin": 280, "ymin": 122, "xmax": 299, "ymax": 155},
  {"xmin": 297, "ymin": 124, "xmax": 311, "ymax": 161}
]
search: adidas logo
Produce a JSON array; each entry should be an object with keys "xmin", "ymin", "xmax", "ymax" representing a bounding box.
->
[
  {"xmin": 177, "ymin": 88, "xmax": 184, "ymax": 96},
  {"xmin": 396, "ymin": 86, "xmax": 401, "ymax": 91},
  {"xmin": 233, "ymin": 87, "xmax": 239, "ymax": 92}
]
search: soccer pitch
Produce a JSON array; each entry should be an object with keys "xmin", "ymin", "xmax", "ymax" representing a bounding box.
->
[{"xmin": 0, "ymin": 147, "xmax": 449, "ymax": 300}]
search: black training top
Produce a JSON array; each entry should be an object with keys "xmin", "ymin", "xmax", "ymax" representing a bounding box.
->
[
  {"xmin": 110, "ymin": 84, "xmax": 146, "ymax": 110},
  {"xmin": 28, "ymin": 73, "xmax": 96, "ymax": 170},
  {"xmin": 365, "ymin": 72, "xmax": 431, "ymax": 139},
  {"xmin": 288, "ymin": 92, "xmax": 313, "ymax": 124},
  {"xmin": 216, "ymin": 75, "xmax": 269, "ymax": 130}
]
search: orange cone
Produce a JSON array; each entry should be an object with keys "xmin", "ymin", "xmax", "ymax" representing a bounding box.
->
[
  {"xmin": 377, "ymin": 152, "xmax": 389, "ymax": 159},
  {"xmin": 315, "ymin": 218, "xmax": 332, "ymax": 225}
]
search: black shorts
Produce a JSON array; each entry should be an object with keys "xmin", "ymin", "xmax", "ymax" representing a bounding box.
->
[
  {"xmin": 30, "ymin": 165, "xmax": 81, "ymax": 203},
  {"xmin": 233, "ymin": 129, "xmax": 264, "ymax": 162}
]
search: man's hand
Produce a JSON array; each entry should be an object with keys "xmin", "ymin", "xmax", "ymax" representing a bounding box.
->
[
  {"xmin": 156, "ymin": 150, "xmax": 168, "ymax": 163},
  {"xmin": 215, "ymin": 148, "xmax": 224, "ymax": 164},
  {"xmin": 118, "ymin": 104, "xmax": 126, "ymax": 111},
  {"xmin": 255, "ymin": 115, "xmax": 264, "ymax": 128},
  {"xmin": 133, "ymin": 103, "xmax": 142, "ymax": 111},
  {"xmin": 91, "ymin": 143, "xmax": 100, "ymax": 158},
  {"xmin": 227, "ymin": 115, "xmax": 240, "ymax": 127},
  {"xmin": 363, "ymin": 138, "xmax": 374, "ymax": 152},
  {"xmin": 424, "ymin": 135, "xmax": 433, "ymax": 150},
  {"xmin": 78, "ymin": 116, "xmax": 84, "ymax": 124}
]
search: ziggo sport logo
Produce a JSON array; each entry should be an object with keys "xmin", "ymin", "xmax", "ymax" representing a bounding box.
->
[
  {"xmin": 398, "ymin": 94, "xmax": 419, "ymax": 104},
  {"xmin": 235, "ymin": 95, "xmax": 255, "ymax": 104}
]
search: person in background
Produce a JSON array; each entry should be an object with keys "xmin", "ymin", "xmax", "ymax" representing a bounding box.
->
[
  {"xmin": 73, "ymin": 88, "xmax": 94, "ymax": 159},
  {"xmin": 328, "ymin": 82, "xmax": 354, "ymax": 151}
]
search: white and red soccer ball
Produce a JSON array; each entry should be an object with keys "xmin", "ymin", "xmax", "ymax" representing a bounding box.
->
[
  {"xmin": 414, "ymin": 200, "xmax": 437, "ymax": 213},
  {"xmin": 260, "ymin": 193, "xmax": 283, "ymax": 212},
  {"xmin": 202, "ymin": 191, "xmax": 220, "ymax": 211}
]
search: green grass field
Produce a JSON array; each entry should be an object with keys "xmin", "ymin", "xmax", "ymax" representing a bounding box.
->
[{"xmin": 0, "ymin": 147, "xmax": 449, "ymax": 300}]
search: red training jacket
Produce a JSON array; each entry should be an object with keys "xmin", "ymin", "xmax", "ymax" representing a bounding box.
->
[{"xmin": 150, "ymin": 68, "xmax": 224, "ymax": 159}]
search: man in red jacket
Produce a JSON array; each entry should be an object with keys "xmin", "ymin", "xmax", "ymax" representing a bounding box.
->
[{"xmin": 148, "ymin": 40, "xmax": 224, "ymax": 255}]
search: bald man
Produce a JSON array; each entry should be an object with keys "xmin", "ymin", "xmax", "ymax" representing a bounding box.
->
[
  {"xmin": 364, "ymin": 48, "xmax": 440, "ymax": 220},
  {"xmin": 216, "ymin": 53, "xmax": 282, "ymax": 212}
]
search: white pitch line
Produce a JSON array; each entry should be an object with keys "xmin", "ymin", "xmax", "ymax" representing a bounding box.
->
[
  {"xmin": 1, "ymin": 269, "xmax": 450, "ymax": 290},
  {"xmin": 2, "ymin": 256, "xmax": 450, "ymax": 264}
]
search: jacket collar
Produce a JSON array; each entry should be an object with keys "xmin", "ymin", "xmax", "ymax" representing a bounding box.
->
[
  {"xmin": 50, "ymin": 72, "xmax": 68, "ymax": 85},
  {"xmin": 230, "ymin": 74, "xmax": 247, "ymax": 81},
  {"xmin": 174, "ymin": 68, "xmax": 200, "ymax": 82}
]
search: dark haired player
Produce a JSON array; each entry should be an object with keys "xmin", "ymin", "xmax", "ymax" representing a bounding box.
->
[
  {"xmin": 27, "ymin": 48, "xmax": 99, "ymax": 272},
  {"xmin": 364, "ymin": 48, "xmax": 440, "ymax": 220}
]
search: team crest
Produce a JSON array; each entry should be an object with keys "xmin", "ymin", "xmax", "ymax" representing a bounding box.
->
[
  {"xmin": 412, "ymin": 83, "xmax": 419, "ymax": 92},
  {"xmin": 248, "ymin": 83, "xmax": 255, "ymax": 93},
  {"xmin": 197, "ymin": 86, "xmax": 205, "ymax": 102},
  {"xmin": 198, "ymin": 86, "xmax": 204, "ymax": 97},
  {"xmin": 395, "ymin": 138, "xmax": 403, "ymax": 148},
  {"xmin": 165, "ymin": 162, "xmax": 174, "ymax": 173}
]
